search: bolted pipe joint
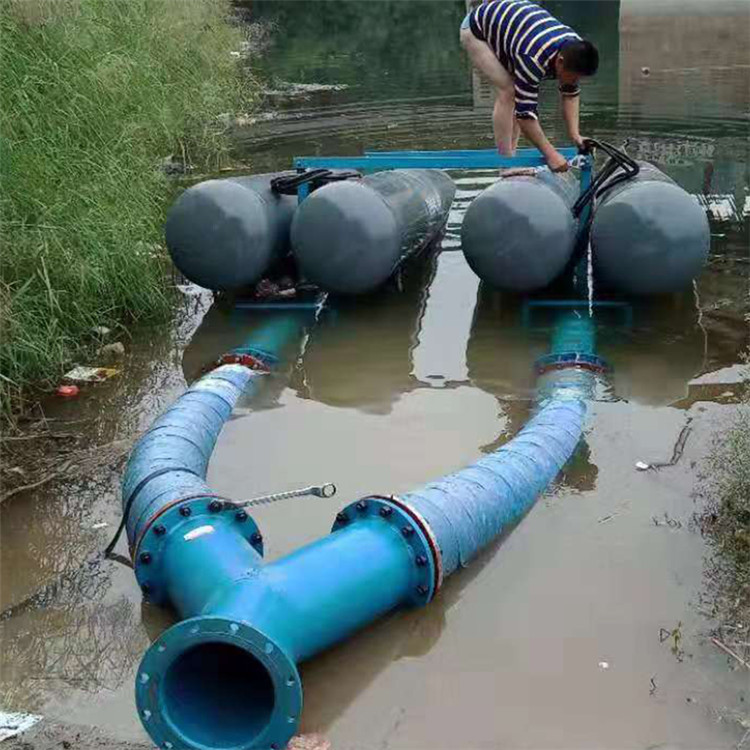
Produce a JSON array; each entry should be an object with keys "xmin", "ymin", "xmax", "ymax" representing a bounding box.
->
[
  {"xmin": 136, "ymin": 616, "xmax": 302, "ymax": 750},
  {"xmin": 332, "ymin": 496, "xmax": 440, "ymax": 606},
  {"xmin": 132, "ymin": 505, "xmax": 429, "ymax": 748},
  {"xmin": 132, "ymin": 499, "xmax": 263, "ymax": 606}
]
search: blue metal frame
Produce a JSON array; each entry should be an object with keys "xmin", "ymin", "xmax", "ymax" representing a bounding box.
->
[
  {"xmin": 293, "ymin": 147, "xmax": 592, "ymax": 203},
  {"xmin": 295, "ymin": 146, "xmax": 580, "ymax": 171}
]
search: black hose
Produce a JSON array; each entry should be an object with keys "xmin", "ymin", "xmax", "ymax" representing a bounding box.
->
[
  {"xmin": 572, "ymin": 139, "xmax": 640, "ymax": 218},
  {"xmin": 271, "ymin": 168, "xmax": 361, "ymax": 196}
]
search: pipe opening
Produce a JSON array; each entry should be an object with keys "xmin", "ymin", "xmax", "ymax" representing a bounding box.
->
[{"xmin": 162, "ymin": 642, "xmax": 275, "ymax": 748}]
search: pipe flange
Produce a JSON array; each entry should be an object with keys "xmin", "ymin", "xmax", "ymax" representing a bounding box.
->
[
  {"xmin": 332, "ymin": 496, "xmax": 436, "ymax": 608},
  {"xmin": 386, "ymin": 494, "xmax": 444, "ymax": 593},
  {"xmin": 534, "ymin": 352, "xmax": 610, "ymax": 376},
  {"xmin": 136, "ymin": 615, "xmax": 303, "ymax": 750},
  {"xmin": 134, "ymin": 497, "xmax": 262, "ymax": 606}
]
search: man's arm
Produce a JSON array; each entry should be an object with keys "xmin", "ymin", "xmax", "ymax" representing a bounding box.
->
[
  {"xmin": 560, "ymin": 89, "xmax": 584, "ymax": 148},
  {"xmin": 514, "ymin": 56, "xmax": 569, "ymax": 171},
  {"xmin": 517, "ymin": 117, "xmax": 568, "ymax": 172}
]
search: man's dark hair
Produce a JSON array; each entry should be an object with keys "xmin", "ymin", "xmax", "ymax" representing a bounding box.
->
[{"xmin": 561, "ymin": 40, "xmax": 599, "ymax": 76}]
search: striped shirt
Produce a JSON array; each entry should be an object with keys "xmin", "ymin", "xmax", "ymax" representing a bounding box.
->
[{"xmin": 469, "ymin": 0, "xmax": 581, "ymax": 120}]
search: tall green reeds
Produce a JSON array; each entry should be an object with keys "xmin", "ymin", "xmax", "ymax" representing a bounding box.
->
[{"xmin": 1, "ymin": 0, "xmax": 255, "ymax": 416}]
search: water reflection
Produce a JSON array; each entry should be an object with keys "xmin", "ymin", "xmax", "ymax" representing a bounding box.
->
[
  {"xmin": 619, "ymin": 0, "xmax": 750, "ymax": 125},
  {"xmin": 293, "ymin": 258, "xmax": 436, "ymax": 414},
  {"xmin": 0, "ymin": 588, "xmax": 145, "ymax": 710},
  {"xmin": 0, "ymin": 297, "xmax": 208, "ymax": 716}
]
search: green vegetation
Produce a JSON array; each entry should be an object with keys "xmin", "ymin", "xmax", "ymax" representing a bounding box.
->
[
  {"xmin": 696, "ymin": 358, "xmax": 750, "ymax": 641},
  {"xmin": 1, "ymin": 0, "xmax": 256, "ymax": 417}
]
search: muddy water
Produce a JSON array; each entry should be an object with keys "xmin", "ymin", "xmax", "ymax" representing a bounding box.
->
[{"xmin": 2, "ymin": 0, "xmax": 749, "ymax": 747}]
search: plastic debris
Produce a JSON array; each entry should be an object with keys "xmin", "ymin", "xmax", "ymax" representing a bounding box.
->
[
  {"xmin": 0, "ymin": 710, "xmax": 42, "ymax": 741},
  {"xmin": 92, "ymin": 522, "xmax": 109, "ymax": 530},
  {"xmin": 56, "ymin": 385, "xmax": 80, "ymax": 398},
  {"xmin": 62, "ymin": 366, "xmax": 119, "ymax": 384},
  {"xmin": 91, "ymin": 325, "xmax": 111, "ymax": 338},
  {"xmin": 598, "ymin": 661, "xmax": 610, "ymax": 670},
  {"xmin": 635, "ymin": 461, "xmax": 651, "ymax": 471}
]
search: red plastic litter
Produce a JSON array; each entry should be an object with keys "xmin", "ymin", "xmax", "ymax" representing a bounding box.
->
[{"xmin": 57, "ymin": 385, "xmax": 80, "ymax": 398}]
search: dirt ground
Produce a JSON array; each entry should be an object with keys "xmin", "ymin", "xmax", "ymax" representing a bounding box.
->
[
  {"xmin": 5, "ymin": 720, "xmax": 152, "ymax": 750},
  {"xmin": 6, "ymin": 720, "xmax": 333, "ymax": 750}
]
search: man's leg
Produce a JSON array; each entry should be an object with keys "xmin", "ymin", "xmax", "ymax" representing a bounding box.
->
[{"xmin": 460, "ymin": 28, "xmax": 516, "ymax": 155}]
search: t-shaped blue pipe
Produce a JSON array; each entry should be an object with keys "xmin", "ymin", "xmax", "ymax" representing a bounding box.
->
[{"xmin": 124, "ymin": 313, "xmax": 598, "ymax": 750}]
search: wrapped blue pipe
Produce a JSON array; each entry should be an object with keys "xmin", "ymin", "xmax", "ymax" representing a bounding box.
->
[
  {"xmin": 398, "ymin": 399, "xmax": 585, "ymax": 577},
  {"xmin": 125, "ymin": 314, "xmax": 598, "ymax": 750}
]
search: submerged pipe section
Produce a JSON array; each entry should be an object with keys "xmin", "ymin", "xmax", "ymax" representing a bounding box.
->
[{"xmin": 125, "ymin": 313, "xmax": 600, "ymax": 750}]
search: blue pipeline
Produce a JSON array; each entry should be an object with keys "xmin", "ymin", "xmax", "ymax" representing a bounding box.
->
[
  {"xmin": 125, "ymin": 313, "xmax": 599, "ymax": 750},
  {"xmin": 399, "ymin": 399, "xmax": 585, "ymax": 577},
  {"xmin": 399, "ymin": 314, "xmax": 594, "ymax": 578}
]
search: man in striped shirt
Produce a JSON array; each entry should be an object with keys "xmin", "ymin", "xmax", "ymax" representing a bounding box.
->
[{"xmin": 460, "ymin": 0, "xmax": 599, "ymax": 172}]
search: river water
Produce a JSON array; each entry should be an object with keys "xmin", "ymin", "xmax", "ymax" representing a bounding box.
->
[{"xmin": 1, "ymin": 1, "xmax": 748, "ymax": 747}]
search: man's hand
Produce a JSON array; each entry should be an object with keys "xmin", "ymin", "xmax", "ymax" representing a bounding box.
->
[
  {"xmin": 545, "ymin": 150, "xmax": 569, "ymax": 173},
  {"xmin": 516, "ymin": 117, "xmax": 569, "ymax": 173},
  {"xmin": 571, "ymin": 134, "xmax": 587, "ymax": 150}
]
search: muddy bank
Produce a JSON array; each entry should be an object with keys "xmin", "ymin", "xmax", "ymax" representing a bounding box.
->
[
  {"xmin": 4, "ymin": 719, "xmax": 332, "ymax": 750},
  {"xmin": 4, "ymin": 719, "xmax": 151, "ymax": 750}
]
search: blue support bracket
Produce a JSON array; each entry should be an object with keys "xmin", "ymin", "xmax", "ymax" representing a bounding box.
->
[{"xmin": 297, "ymin": 181, "xmax": 311, "ymax": 203}]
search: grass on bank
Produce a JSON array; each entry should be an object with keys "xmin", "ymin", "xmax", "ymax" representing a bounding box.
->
[
  {"xmin": 1, "ymin": 0, "xmax": 256, "ymax": 418},
  {"xmin": 696, "ymin": 355, "xmax": 750, "ymax": 645}
]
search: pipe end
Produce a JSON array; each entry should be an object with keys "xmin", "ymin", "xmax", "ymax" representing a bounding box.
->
[{"xmin": 137, "ymin": 616, "xmax": 302, "ymax": 750}]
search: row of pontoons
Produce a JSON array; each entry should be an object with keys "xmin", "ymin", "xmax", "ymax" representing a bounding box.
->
[{"xmin": 166, "ymin": 148, "xmax": 709, "ymax": 298}]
